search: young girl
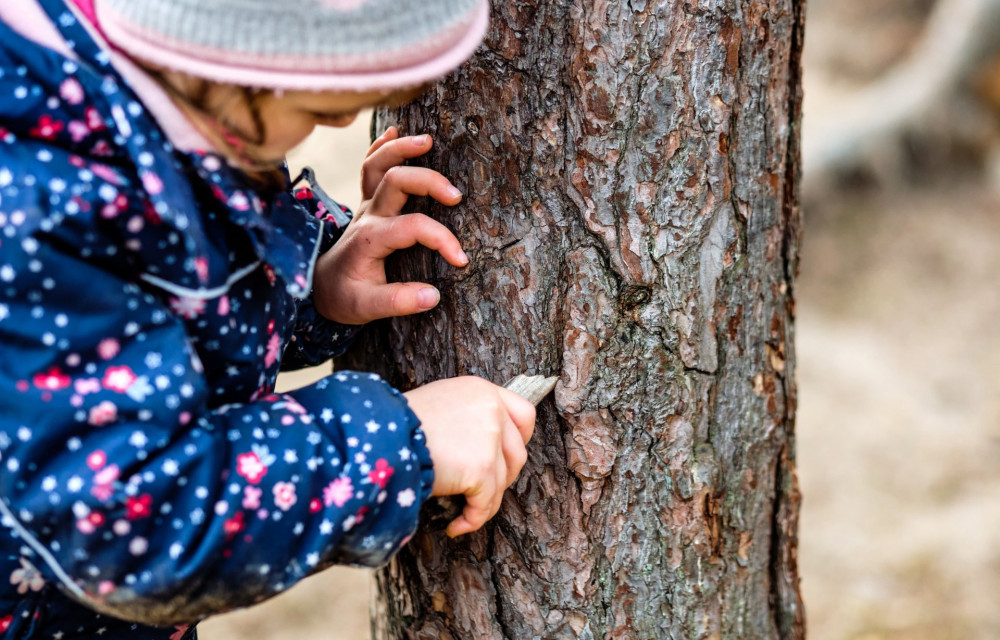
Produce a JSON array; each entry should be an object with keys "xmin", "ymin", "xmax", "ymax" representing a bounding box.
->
[{"xmin": 0, "ymin": 1, "xmax": 535, "ymax": 638}]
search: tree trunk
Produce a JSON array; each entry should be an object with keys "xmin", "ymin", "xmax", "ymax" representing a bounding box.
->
[{"xmin": 344, "ymin": 0, "xmax": 806, "ymax": 637}]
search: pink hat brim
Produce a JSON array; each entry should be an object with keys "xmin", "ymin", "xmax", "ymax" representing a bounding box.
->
[{"xmin": 96, "ymin": 0, "xmax": 489, "ymax": 93}]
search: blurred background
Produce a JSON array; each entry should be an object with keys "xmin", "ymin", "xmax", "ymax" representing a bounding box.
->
[{"xmin": 203, "ymin": 0, "xmax": 1000, "ymax": 637}]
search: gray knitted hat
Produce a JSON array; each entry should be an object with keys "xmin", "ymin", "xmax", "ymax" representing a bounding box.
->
[{"xmin": 93, "ymin": 0, "xmax": 489, "ymax": 91}]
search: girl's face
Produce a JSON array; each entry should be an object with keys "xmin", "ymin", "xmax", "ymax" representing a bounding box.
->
[
  {"xmin": 240, "ymin": 90, "xmax": 368, "ymax": 160},
  {"xmin": 244, "ymin": 88, "xmax": 418, "ymax": 161}
]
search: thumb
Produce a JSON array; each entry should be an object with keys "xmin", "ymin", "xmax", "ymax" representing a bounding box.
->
[{"xmin": 496, "ymin": 387, "xmax": 536, "ymax": 444}]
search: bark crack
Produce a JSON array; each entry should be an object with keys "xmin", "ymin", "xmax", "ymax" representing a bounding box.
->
[
  {"xmin": 487, "ymin": 527, "xmax": 515, "ymax": 640},
  {"xmin": 768, "ymin": 449, "xmax": 785, "ymax": 638}
]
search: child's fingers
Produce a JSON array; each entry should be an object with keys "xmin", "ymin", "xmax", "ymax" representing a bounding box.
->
[
  {"xmin": 365, "ymin": 126, "xmax": 398, "ymax": 159},
  {"xmin": 367, "ymin": 166, "xmax": 462, "ymax": 216},
  {"xmin": 500, "ymin": 417, "xmax": 528, "ymax": 488},
  {"xmin": 496, "ymin": 387, "xmax": 536, "ymax": 445},
  {"xmin": 360, "ymin": 281, "xmax": 442, "ymax": 320},
  {"xmin": 446, "ymin": 459, "xmax": 506, "ymax": 538},
  {"xmin": 361, "ymin": 133, "xmax": 434, "ymax": 198},
  {"xmin": 373, "ymin": 213, "xmax": 468, "ymax": 266}
]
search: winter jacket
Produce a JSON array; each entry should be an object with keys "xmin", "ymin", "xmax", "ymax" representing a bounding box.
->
[{"xmin": 0, "ymin": 1, "xmax": 433, "ymax": 638}]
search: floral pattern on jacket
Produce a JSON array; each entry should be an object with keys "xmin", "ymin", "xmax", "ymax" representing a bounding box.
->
[{"xmin": 0, "ymin": 1, "xmax": 433, "ymax": 638}]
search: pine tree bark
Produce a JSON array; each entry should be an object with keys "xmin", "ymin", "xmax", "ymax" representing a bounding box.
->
[{"xmin": 344, "ymin": 0, "xmax": 806, "ymax": 637}]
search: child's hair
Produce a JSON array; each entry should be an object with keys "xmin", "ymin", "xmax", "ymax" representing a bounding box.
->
[
  {"xmin": 145, "ymin": 67, "xmax": 432, "ymax": 189},
  {"xmin": 145, "ymin": 67, "xmax": 289, "ymax": 188}
]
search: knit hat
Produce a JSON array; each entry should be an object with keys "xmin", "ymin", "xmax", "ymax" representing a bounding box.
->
[{"xmin": 92, "ymin": 0, "xmax": 489, "ymax": 92}]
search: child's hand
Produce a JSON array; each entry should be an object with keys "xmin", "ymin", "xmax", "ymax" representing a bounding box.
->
[
  {"xmin": 404, "ymin": 377, "xmax": 536, "ymax": 537},
  {"xmin": 312, "ymin": 127, "xmax": 468, "ymax": 325}
]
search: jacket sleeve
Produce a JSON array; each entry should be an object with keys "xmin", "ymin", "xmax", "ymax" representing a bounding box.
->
[
  {"xmin": 281, "ymin": 183, "xmax": 361, "ymax": 370},
  {"xmin": 0, "ymin": 197, "xmax": 433, "ymax": 625}
]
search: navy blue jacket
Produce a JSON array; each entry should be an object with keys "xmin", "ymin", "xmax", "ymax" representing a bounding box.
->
[{"xmin": 0, "ymin": 1, "xmax": 433, "ymax": 638}]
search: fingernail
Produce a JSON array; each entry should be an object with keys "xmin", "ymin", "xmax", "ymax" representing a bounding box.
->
[
  {"xmin": 457, "ymin": 250, "xmax": 469, "ymax": 266},
  {"xmin": 417, "ymin": 287, "xmax": 440, "ymax": 309},
  {"xmin": 413, "ymin": 134, "xmax": 429, "ymax": 146},
  {"xmin": 446, "ymin": 185, "xmax": 463, "ymax": 200}
]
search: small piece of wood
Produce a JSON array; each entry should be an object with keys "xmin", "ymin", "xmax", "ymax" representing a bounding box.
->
[
  {"xmin": 503, "ymin": 374, "xmax": 559, "ymax": 406},
  {"xmin": 420, "ymin": 373, "xmax": 558, "ymax": 532}
]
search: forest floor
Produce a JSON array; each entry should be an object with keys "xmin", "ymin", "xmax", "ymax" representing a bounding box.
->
[{"xmin": 197, "ymin": 105, "xmax": 1000, "ymax": 638}]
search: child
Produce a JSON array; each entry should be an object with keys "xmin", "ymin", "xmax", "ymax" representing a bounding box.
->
[{"xmin": 0, "ymin": 0, "xmax": 536, "ymax": 638}]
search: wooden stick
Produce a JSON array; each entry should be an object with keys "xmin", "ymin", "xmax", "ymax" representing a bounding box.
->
[{"xmin": 504, "ymin": 374, "xmax": 559, "ymax": 406}]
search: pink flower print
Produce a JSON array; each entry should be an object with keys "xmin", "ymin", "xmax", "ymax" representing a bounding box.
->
[
  {"xmin": 87, "ymin": 450, "xmax": 106, "ymax": 470},
  {"xmin": 236, "ymin": 452, "xmax": 268, "ymax": 484},
  {"xmin": 91, "ymin": 483, "xmax": 113, "ymax": 502},
  {"xmin": 195, "ymin": 257, "xmax": 209, "ymax": 282},
  {"xmin": 98, "ymin": 581, "xmax": 116, "ymax": 596},
  {"xmin": 33, "ymin": 367, "xmax": 70, "ymax": 391},
  {"xmin": 30, "ymin": 114, "xmax": 64, "ymax": 140},
  {"xmin": 76, "ymin": 510, "xmax": 105, "ymax": 534},
  {"xmin": 323, "ymin": 477, "xmax": 353, "ymax": 508},
  {"xmin": 103, "ymin": 365, "xmax": 136, "ymax": 393},
  {"xmin": 272, "ymin": 482, "xmax": 297, "ymax": 511},
  {"xmin": 93, "ymin": 463, "xmax": 119, "ymax": 487},
  {"xmin": 223, "ymin": 511, "xmax": 245, "ymax": 540},
  {"xmin": 170, "ymin": 296, "xmax": 206, "ymax": 319},
  {"xmin": 74, "ymin": 377, "xmax": 101, "ymax": 395},
  {"xmin": 85, "ymin": 106, "xmax": 105, "ymax": 131},
  {"xmin": 90, "ymin": 163, "xmax": 122, "ymax": 184},
  {"xmin": 264, "ymin": 334, "xmax": 281, "ymax": 368},
  {"xmin": 125, "ymin": 494, "xmax": 153, "ymax": 520},
  {"xmin": 141, "ymin": 171, "xmax": 164, "ymax": 196},
  {"xmin": 59, "ymin": 78, "xmax": 85, "ymax": 105},
  {"xmin": 228, "ymin": 191, "xmax": 250, "ymax": 211},
  {"xmin": 88, "ymin": 401, "xmax": 117, "ymax": 427},
  {"xmin": 352, "ymin": 505, "xmax": 369, "ymax": 527},
  {"xmin": 0, "ymin": 615, "xmax": 12, "ymax": 632},
  {"xmin": 9, "ymin": 558, "xmax": 44, "ymax": 594},
  {"xmin": 309, "ymin": 498, "xmax": 322, "ymax": 513},
  {"xmin": 97, "ymin": 339, "xmax": 120, "ymax": 360},
  {"xmin": 217, "ymin": 296, "xmax": 230, "ymax": 316},
  {"xmin": 170, "ymin": 625, "xmax": 192, "ymax": 640},
  {"xmin": 101, "ymin": 194, "xmax": 128, "ymax": 220},
  {"xmin": 68, "ymin": 120, "xmax": 89, "ymax": 142},
  {"xmin": 69, "ymin": 195, "xmax": 91, "ymax": 215},
  {"xmin": 242, "ymin": 486, "xmax": 262, "ymax": 510},
  {"xmin": 285, "ymin": 398, "xmax": 306, "ymax": 415},
  {"xmin": 142, "ymin": 199, "xmax": 162, "ymax": 223},
  {"xmin": 368, "ymin": 459, "xmax": 394, "ymax": 489},
  {"xmin": 91, "ymin": 139, "xmax": 112, "ymax": 156}
]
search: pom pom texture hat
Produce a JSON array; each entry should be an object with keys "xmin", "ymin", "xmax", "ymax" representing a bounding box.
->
[{"xmin": 93, "ymin": 0, "xmax": 490, "ymax": 92}]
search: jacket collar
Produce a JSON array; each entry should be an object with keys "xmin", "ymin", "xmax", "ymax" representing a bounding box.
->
[{"xmin": 0, "ymin": 0, "xmax": 321, "ymax": 299}]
